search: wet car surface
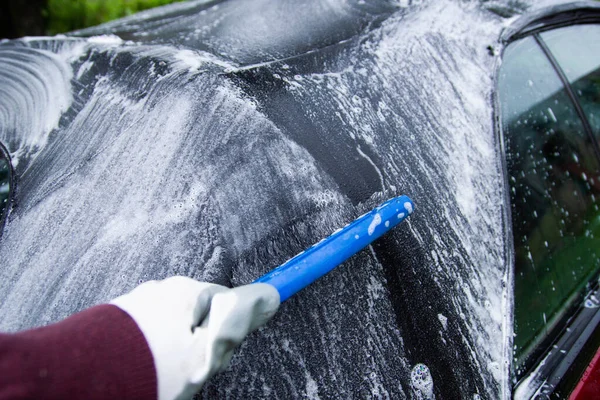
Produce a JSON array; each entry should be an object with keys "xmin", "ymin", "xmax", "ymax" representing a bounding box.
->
[{"xmin": 0, "ymin": 0, "xmax": 599, "ymax": 398}]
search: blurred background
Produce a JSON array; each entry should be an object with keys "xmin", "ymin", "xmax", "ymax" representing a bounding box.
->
[{"xmin": 0, "ymin": 0, "xmax": 183, "ymax": 39}]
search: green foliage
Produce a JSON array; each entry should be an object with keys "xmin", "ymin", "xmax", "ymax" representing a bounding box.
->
[{"xmin": 46, "ymin": 0, "xmax": 184, "ymax": 34}]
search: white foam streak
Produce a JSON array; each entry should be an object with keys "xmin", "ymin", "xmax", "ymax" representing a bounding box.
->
[{"xmin": 0, "ymin": 47, "xmax": 73, "ymax": 166}]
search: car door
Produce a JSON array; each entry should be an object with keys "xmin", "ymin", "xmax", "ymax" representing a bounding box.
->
[{"xmin": 497, "ymin": 9, "xmax": 600, "ymax": 399}]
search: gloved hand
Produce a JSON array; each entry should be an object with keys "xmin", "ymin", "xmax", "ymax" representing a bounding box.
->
[{"xmin": 110, "ymin": 276, "xmax": 280, "ymax": 400}]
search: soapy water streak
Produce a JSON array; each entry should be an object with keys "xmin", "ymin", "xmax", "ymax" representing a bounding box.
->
[{"xmin": 0, "ymin": 46, "xmax": 73, "ymax": 168}]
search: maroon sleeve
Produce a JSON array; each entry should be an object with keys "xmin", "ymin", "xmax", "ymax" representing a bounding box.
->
[{"xmin": 0, "ymin": 304, "xmax": 157, "ymax": 400}]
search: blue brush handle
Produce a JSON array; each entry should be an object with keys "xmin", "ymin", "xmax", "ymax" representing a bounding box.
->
[{"xmin": 253, "ymin": 195, "xmax": 414, "ymax": 302}]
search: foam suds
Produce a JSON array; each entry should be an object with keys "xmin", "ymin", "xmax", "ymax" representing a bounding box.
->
[
  {"xmin": 411, "ymin": 363, "xmax": 435, "ymax": 400},
  {"xmin": 367, "ymin": 213, "xmax": 382, "ymax": 236},
  {"xmin": 438, "ymin": 314, "xmax": 448, "ymax": 330}
]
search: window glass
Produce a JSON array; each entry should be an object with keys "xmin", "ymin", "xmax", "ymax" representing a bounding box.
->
[
  {"xmin": 541, "ymin": 24, "xmax": 600, "ymax": 138},
  {"xmin": 499, "ymin": 36, "xmax": 600, "ymax": 371}
]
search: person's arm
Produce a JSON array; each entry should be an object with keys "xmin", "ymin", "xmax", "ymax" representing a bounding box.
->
[
  {"xmin": 0, "ymin": 277, "xmax": 280, "ymax": 400},
  {"xmin": 0, "ymin": 304, "xmax": 156, "ymax": 400}
]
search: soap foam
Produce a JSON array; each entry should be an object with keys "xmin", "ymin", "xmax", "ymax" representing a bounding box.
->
[
  {"xmin": 367, "ymin": 213, "xmax": 382, "ymax": 236},
  {"xmin": 411, "ymin": 363, "xmax": 434, "ymax": 400}
]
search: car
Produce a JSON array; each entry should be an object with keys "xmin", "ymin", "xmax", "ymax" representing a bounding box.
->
[{"xmin": 0, "ymin": 0, "xmax": 599, "ymax": 398}]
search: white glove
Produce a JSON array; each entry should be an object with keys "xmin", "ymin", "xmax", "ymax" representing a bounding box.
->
[{"xmin": 110, "ymin": 276, "xmax": 280, "ymax": 400}]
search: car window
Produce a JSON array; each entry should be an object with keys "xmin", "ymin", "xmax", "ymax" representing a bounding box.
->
[
  {"xmin": 498, "ymin": 34, "xmax": 600, "ymax": 373},
  {"xmin": 541, "ymin": 24, "xmax": 600, "ymax": 138}
]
